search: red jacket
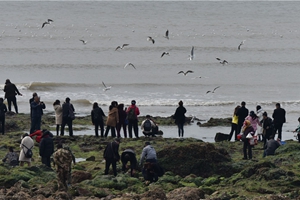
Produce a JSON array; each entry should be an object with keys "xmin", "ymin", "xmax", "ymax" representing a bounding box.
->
[
  {"xmin": 127, "ymin": 105, "xmax": 140, "ymax": 116},
  {"xmin": 30, "ymin": 130, "xmax": 43, "ymax": 143}
]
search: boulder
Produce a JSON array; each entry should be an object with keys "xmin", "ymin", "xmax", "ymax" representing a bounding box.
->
[
  {"xmin": 86, "ymin": 156, "xmax": 96, "ymax": 161},
  {"xmin": 199, "ymin": 118, "xmax": 231, "ymax": 127},
  {"xmin": 72, "ymin": 171, "xmax": 92, "ymax": 184},
  {"xmin": 139, "ymin": 188, "xmax": 167, "ymax": 200},
  {"xmin": 166, "ymin": 187, "xmax": 205, "ymax": 200},
  {"xmin": 214, "ymin": 132, "xmax": 229, "ymax": 142}
]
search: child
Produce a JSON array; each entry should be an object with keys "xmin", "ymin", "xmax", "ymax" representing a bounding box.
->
[{"xmin": 293, "ymin": 117, "xmax": 300, "ymax": 143}]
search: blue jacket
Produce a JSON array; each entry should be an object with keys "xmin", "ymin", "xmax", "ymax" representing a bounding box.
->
[{"xmin": 31, "ymin": 101, "xmax": 46, "ymax": 118}]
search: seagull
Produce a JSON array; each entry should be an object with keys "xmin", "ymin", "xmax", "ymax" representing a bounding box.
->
[
  {"xmin": 115, "ymin": 44, "xmax": 129, "ymax": 51},
  {"xmin": 41, "ymin": 21, "xmax": 49, "ymax": 28},
  {"xmin": 48, "ymin": 19, "xmax": 54, "ymax": 23},
  {"xmin": 124, "ymin": 62, "xmax": 136, "ymax": 69},
  {"xmin": 188, "ymin": 46, "xmax": 194, "ymax": 60},
  {"xmin": 164, "ymin": 30, "xmax": 169, "ymax": 39},
  {"xmin": 206, "ymin": 86, "xmax": 220, "ymax": 94},
  {"xmin": 147, "ymin": 36, "xmax": 155, "ymax": 44},
  {"xmin": 79, "ymin": 39, "xmax": 87, "ymax": 45},
  {"xmin": 238, "ymin": 40, "xmax": 246, "ymax": 50},
  {"xmin": 102, "ymin": 81, "xmax": 111, "ymax": 92},
  {"xmin": 216, "ymin": 58, "xmax": 228, "ymax": 65},
  {"xmin": 161, "ymin": 52, "xmax": 170, "ymax": 58},
  {"xmin": 178, "ymin": 70, "xmax": 194, "ymax": 76}
]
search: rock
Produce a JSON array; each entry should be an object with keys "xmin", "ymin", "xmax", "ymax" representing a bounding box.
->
[
  {"xmin": 166, "ymin": 187, "xmax": 205, "ymax": 200},
  {"xmin": 199, "ymin": 118, "xmax": 231, "ymax": 127},
  {"xmin": 12, "ymin": 191, "xmax": 32, "ymax": 200},
  {"xmin": 52, "ymin": 191, "xmax": 72, "ymax": 200},
  {"xmin": 72, "ymin": 171, "xmax": 92, "ymax": 184},
  {"xmin": 86, "ymin": 156, "xmax": 96, "ymax": 161},
  {"xmin": 214, "ymin": 132, "xmax": 229, "ymax": 142},
  {"xmin": 139, "ymin": 188, "xmax": 167, "ymax": 200}
]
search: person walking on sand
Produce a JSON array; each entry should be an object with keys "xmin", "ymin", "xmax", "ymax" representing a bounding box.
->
[
  {"xmin": 103, "ymin": 138, "xmax": 120, "ymax": 176},
  {"xmin": 116, "ymin": 104, "xmax": 127, "ymax": 138},
  {"xmin": 30, "ymin": 95, "xmax": 46, "ymax": 134},
  {"xmin": 3, "ymin": 79, "xmax": 22, "ymax": 114},
  {"xmin": 228, "ymin": 105, "xmax": 240, "ymax": 141},
  {"xmin": 272, "ymin": 103, "xmax": 286, "ymax": 140},
  {"xmin": 61, "ymin": 97, "xmax": 75, "ymax": 136},
  {"xmin": 104, "ymin": 102, "xmax": 119, "ymax": 138},
  {"xmin": 0, "ymin": 98, "xmax": 7, "ymax": 135},
  {"xmin": 236, "ymin": 101, "xmax": 249, "ymax": 134},
  {"xmin": 256, "ymin": 105, "xmax": 265, "ymax": 141},
  {"xmin": 126, "ymin": 100, "xmax": 140, "ymax": 138},
  {"xmin": 173, "ymin": 100, "xmax": 187, "ymax": 138},
  {"xmin": 19, "ymin": 133, "xmax": 34, "ymax": 167},
  {"xmin": 39, "ymin": 130, "xmax": 54, "ymax": 167},
  {"xmin": 53, "ymin": 100, "xmax": 63, "ymax": 136},
  {"xmin": 91, "ymin": 102, "xmax": 105, "ymax": 137}
]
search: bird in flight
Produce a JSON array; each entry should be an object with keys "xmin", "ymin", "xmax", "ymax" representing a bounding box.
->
[
  {"xmin": 47, "ymin": 19, "xmax": 54, "ymax": 23},
  {"xmin": 206, "ymin": 86, "xmax": 220, "ymax": 94},
  {"xmin": 41, "ymin": 21, "xmax": 49, "ymax": 28},
  {"xmin": 161, "ymin": 52, "xmax": 170, "ymax": 58},
  {"xmin": 147, "ymin": 36, "xmax": 155, "ymax": 44},
  {"xmin": 124, "ymin": 62, "xmax": 136, "ymax": 69},
  {"xmin": 115, "ymin": 44, "xmax": 129, "ymax": 51},
  {"xmin": 79, "ymin": 39, "xmax": 87, "ymax": 45},
  {"xmin": 178, "ymin": 70, "xmax": 194, "ymax": 76},
  {"xmin": 188, "ymin": 46, "xmax": 194, "ymax": 60},
  {"xmin": 238, "ymin": 40, "xmax": 246, "ymax": 50},
  {"xmin": 102, "ymin": 81, "xmax": 111, "ymax": 92},
  {"xmin": 164, "ymin": 30, "xmax": 169, "ymax": 39},
  {"xmin": 216, "ymin": 58, "xmax": 228, "ymax": 65}
]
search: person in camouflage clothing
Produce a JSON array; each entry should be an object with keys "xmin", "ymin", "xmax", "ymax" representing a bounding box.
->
[{"xmin": 53, "ymin": 143, "xmax": 73, "ymax": 191}]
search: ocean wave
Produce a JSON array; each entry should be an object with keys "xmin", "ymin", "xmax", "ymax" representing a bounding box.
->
[{"xmin": 18, "ymin": 82, "xmax": 94, "ymax": 90}]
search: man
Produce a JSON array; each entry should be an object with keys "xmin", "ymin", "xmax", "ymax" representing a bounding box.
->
[
  {"xmin": 103, "ymin": 138, "xmax": 120, "ymax": 176},
  {"xmin": 272, "ymin": 103, "xmax": 286, "ymax": 140},
  {"xmin": 30, "ymin": 95, "xmax": 46, "ymax": 133},
  {"xmin": 121, "ymin": 148, "xmax": 137, "ymax": 177},
  {"xmin": 140, "ymin": 141, "xmax": 157, "ymax": 165},
  {"xmin": 3, "ymin": 79, "xmax": 22, "ymax": 113},
  {"xmin": 53, "ymin": 144, "xmax": 74, "ymax": 191},
  {"xmin": 261, "ymin": 112, "xmax": 274, "ymax": 148},
  {"xmin": 29, "ymin": 93, "xmax": 38, "ymax": 117},
  {"xmin": 236, "ymin": 101, "xmax": 249, "ymax": 136},
  {"xmin": 0, "ymin": 98, "xmax": 7, "ymax": 135},
  {"xmin": 126, "ymin": 100, "xmax": 140, "ymax": 138},
  {"xmin": 61, "ymin": 97, "xmax": 75, "ymax": 136},
  {"xmin": 141, "ymin": 115, "xmax": 158, "ymax": 137},
  {"xmin": 263, "ymin": 135, "xmax": 281, "ymax": 157},
  {"xmin": 39, "ymin": 130, "xmax": 54, "ymax": 167}
]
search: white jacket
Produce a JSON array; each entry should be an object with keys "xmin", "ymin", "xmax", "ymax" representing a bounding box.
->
[{"xmin": 256, "ymin": 108, "xmax": 264, "ymax": 134}]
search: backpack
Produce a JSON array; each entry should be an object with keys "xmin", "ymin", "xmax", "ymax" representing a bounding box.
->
[
  {"xmin": 22, "ymin": 144, "xmax": 33, "ymax": 158},
  {"xmin": 144, "ymin": 119, "xmax": 152, "ymax": 132},
  {"xmin": 68, "ymin": 104, "xmax": 75, "ymax": 120},
  {"xmin": 127, "ymin": 108, "xmax": 136, "ymax": 121}
]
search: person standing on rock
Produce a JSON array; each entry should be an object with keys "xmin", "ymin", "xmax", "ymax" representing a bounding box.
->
[
  {"xmin": 241, "ymin": 120, "xmax": 255, "ymax": 160},
  {"xmin": 116, "ymin": 104, "xmax": 127, "ymax": 138},
  {"xmin": 104, "ymin": 102, "xmax": 119, "ymax": 138},
  {"xmin": 245, "ymin": 111, "xmax": 261, "ymax": 132},
  {"xmin": 228, "ymin": 105, "xmax": 240, "ymax": 141},
  {"xmin": 39, "ymin": 130, "xmax": 54, "ymax": 167},
  {"xmin": 53, "ymin": 143, "xmax": 74, "ymax": 191},
  {"xmin": 91, "ymin": 102, "xmax": 106, "ymax": 137},
  {"xmin": 126, "ymin": 100, "xmax": 140, "ymax": 138},
  {"xmin": 173, "ymin": 100, "xmax": 186, "ymax": 138},
  {"xmin": 256, "ymin": 105, "xmax": 265, "ymax": 142},
  {"xmin": 29, "ymin": 92, "xmax": 38, "ymax": 117},
  {"xmin": 3, "ymin": 79, "xmax": 22, "ymax": 114},
  {"xmin": 30, "ymin": 95, "xmax": 46, "ymax": 134},
  {"xmin": 0, "ymin": 98, "xmax": 7, "ymax": 135},
  {"xmin": 53, "ymin": 100, "xmax": 63, "ymax": 136},
  {"xmin": 121, "ymin": 148, "xmax": 137, "ymax": 177},
  {"xmin": 103, "ymin": 138, "xmax": 120, "ymax": 176},
  {"xmin": 261, "ymin": 112, "xmax": 274, "ymax": 148},
  {"xmin": 272, "ymin": 103, "xmax": 286, "ymax": 140},
  {"xmin": 236, "ymin": 101, "xmax": 249, "ymax": 134},
  {"xmin": 19, "ymin": 133, "xmax": 34, "ymax": 167},
  {"xmin": 61, "ymin": 97, "xmax": 75, "ymax": 136}
]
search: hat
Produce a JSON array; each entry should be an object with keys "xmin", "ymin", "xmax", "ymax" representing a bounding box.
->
[
  {"xmin": 250, "ymin": 111, "xmax": 255, "ymax": 116},
  {"xmin": 131, "ymin": 100, "xmax": 136, "ymax": 105},
  {"xmin": 145, "ymin": 141, "xmax": 151, "ymax": 145}
]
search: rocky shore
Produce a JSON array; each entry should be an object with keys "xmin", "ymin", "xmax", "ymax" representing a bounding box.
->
[{"xmin": 1, "ymin": 113, "xmax": 300, "ymax": 199}]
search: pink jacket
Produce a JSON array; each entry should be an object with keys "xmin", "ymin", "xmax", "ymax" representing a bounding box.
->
[{"xmin": 245, "ymin": 116, "xmax": 261, "ymax": 132}]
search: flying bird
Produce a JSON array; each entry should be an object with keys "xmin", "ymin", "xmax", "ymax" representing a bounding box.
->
[
  {"xmin": 188, "ymin": 46, "xmax": 194, "ymax": 60},
  {"xmin": 206, "ymin": 86, "xmax": 220, "ymax": 94},
  {"xmin": 102, "ymin": 81, "xmax": 111, "ymax": 92},
  {"xmin": 47, "ymin": 19, "xmax": 54, "ymax": 23},
  {"xmin": 238, "ymin": 40, "xmax": 246, "ymax": 50},
  {"xmin": 124, "ymin": 62, "xmax": 136, "ymax": 69},
  {"xmin": 115, "ymin": 44, "xmax": 129, "ymax": 51},
  {"xmin": 147, "ymin": 36, "xmax": 155, "ymax": 44},
  {"xmin": 41, "ymin": 21, "xmax": 49, "ymax": 28},
  {"xmin": 161, "ymin": 52, "xmax": 170, "ymax": 58},
  {"xmin": 178, "ymin": 70, "xmax": 194, "ymax": 76},
  {"xmin": 164, "ymin": 30, "xmax": 169, "ymax": 39},
  {"xmin": 79, "ymin": 39, "xmax": 87, "ymax": 45},
  {"xmin": 216, "ymin": 58, "xmax": 228, "ymax": 65}
]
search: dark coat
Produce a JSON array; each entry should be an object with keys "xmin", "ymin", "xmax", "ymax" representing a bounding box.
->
[
  {"xmin": 4, "ymin": 83, "xmax": 21, "ymax": 98},
  {"xmin": 173, "ymin": 106, "xmax": 186, "ymax": 124},
  {"xmin": 31, "ymin": 101, "xmax": 46, "ymax": 118},
  {"xmin": 39, "ymin": 131, "xmax": 54, "ymax": 157},
  {"xmin": 118, "ymin": 109, "xmax": 127, "ymax": 125},
  {"xmin": 91, "ymin": 107, "xmax": 105, "ymax": 124},
  {"xmin": 121, "ymin": 149, "xmax": 137, "ymax": 166},
  {"xmin": 103, "ymin": 141, "xmax": 120, "ymax": 161},
  {"xmin": 272, "ymin": 108, "xmax": 286, "ymax": 125},
  {"xmin": 262, "ymin": 117, "xmax": 274, "ymax": 137},
  {"xmin": 236, "ymin": 106, "xmax": 249, "ymax": 126},
  {"xmin": 0, "ymin": 103, "xmax": 7, "ymax": 118},
  {"xmin": 62, "ymin": 103, "xmax": 75, "ymax": 118}
]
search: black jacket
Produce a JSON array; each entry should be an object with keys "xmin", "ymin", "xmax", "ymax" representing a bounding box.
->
[
  {"xmin": 4, "ymin": 83, "xmax": 21, "ymax": 98},
  {"xmin": 173, "ymin": 106, "xmax": 187, "ymax": 124},
  {"xmin": 0, "ymin": 103, "xmax": 7, "ymax": 118},
  {"xmin": 272, "ymin": 108, "xmax": 286, "ymax": 125},
  {"xmin": 62, "ymin": 103, "xmax": 75, "ymax": 118},
  {"xmin": 236, "ymin": 106, "xmax": 249, "ymax": 125},
  {"xmin": 31, "ymin": 101, "xmax": 46, "ymax": 118},
  {"xmin": 103, "ymin": 141, "xmax": 120, "ymax": 161},
  {"xmin": 39, "ymin": 131, "xmax": 54, "ymax": 157},
  {"xmin": 121, "ymin": 149, "xmax": 137, "ymax": 166},
  {"xmin": 91, "ymin": 107, "xmax": 105, "ymax": 124},
  {"xmin": 262, "ymin": 117, "xmax": 274, "ymax": 136}
]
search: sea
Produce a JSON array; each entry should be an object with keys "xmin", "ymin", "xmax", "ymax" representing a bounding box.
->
[{"xmin": 1, "ymin": 1, "xmax": 300, "ymax": 142}]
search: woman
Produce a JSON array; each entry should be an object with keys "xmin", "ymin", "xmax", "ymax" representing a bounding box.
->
[
  {"xmin": 104, "ymin": 102, "xmax": 119, "ymax": 138},
  {"xmin": 53, "ymin": 100, "xmax": 63, "ymax": 136},
  {"xmin": 19, "ymin": 133, "xmax": 34, "ymax": 167},
  {"xmin": 116, "ymin": 104, "xmax": 127, "ymax": 138},
  {"xmin": 173, "ymin": 101, "xmax": 187, "ymax": 138},
  {"xmin": 91, "ymin": 102, "xmax": 105, "ymax": 137},
  {"xmin": 256, "ymin": 105, "xmax": 264, "ymax": 141},
  {"xmin": 245, "ymin": 111, "xmax": 261, "ymax": 132},
  {"xmin": 228, "ymin": 105, "xmax": 240, "ymax": 141},
  {"xmin": 242, "ymin": 120, "xmax": 255, "ymax": 160}
]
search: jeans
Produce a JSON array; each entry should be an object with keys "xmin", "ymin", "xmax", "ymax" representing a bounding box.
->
[
  {"xmin": 116, "ymin": 123, "xmax": 127, "ymax": 138},
  {"xmin": 128, "ymin": 119, "xmax": 139, "ymax": 138},
  {"xmin": 105, "ymin": 157, "xmax": 117, "ymax": 176},
  {"xmin": 30, "ymin": 117, "xmax": 41, "ymax": 134},
  {"xmin": 94, "ymin": 121, "xmax": 104, "ymax": 137},
  {"xmin": 177, "ymin": 123, "xmax": 184, "ymax": 137},
  {"xmin": 61, "ymin": 117, "xmax": 73, "ymax": 136},
  {"xmin": 228, "ymin": 123, "xmax": 238, "ymax": 141},
  {"xmin": 7, "ymin": 96, "xmax": 18, "ymax": 113},
  {"xmin": 104, "ymin": 126, "xmax": 116, "ymax": 137}
]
